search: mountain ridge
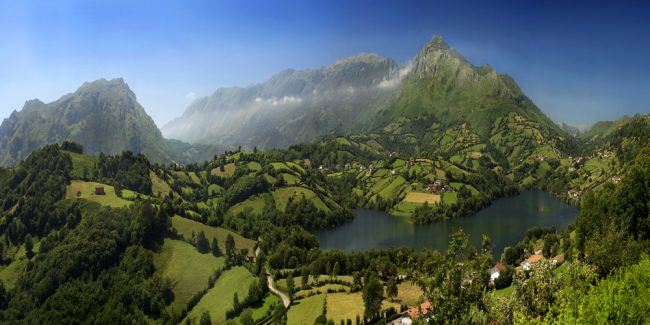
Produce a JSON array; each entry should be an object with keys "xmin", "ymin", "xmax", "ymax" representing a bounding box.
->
[{"xmin": 0, "ymin": 78, "xmax": 225, "ymax": 166}]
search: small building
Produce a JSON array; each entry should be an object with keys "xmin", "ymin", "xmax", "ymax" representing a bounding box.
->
[
  {"xmin": 389, "ymin": 151, "xmax": 399, "ymax": 158},
  {"xmin": 398, "ymin": 317, "xmax": 412, "ymax": 325},
  {"xmin": 552, "ymin": 254, "xmax": 565, "ymax": 265},
  {"xmin": 95, "ymin": 185, "xmax": 105, "ymax": 195},
  {"xmin": 611, "ymin": 175, "xmax": 622, "ymax": 184},
  {"xmin": 490, "ymin": 263, "xmax": 507, "ymax": 281},
  {"xmin": 408, "ymin": 301, "xmax": 433, "ymax": 320},
  {"xmin": 246, "ymin": 250, "xmax": 255, "ymax": 262},
  {"xmin": 425, "ymin": 183, "xmax": 440, "ymax": 193},
  {"xmin": 391, "ymin": 169, "xmax": 398, "ymax": 175},
  {"xmin": 522, "ymin": 253, "xmax": 543, "ymax": 271}
]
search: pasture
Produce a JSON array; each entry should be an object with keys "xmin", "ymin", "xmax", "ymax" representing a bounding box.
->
[
  {"xmin": 65, "ymin": 180, "xmax": 132, "ymax": 208},
  {"xmin": 153, "ymin": 239, "xmax": 225, "ymax": 310},
  {"xmin": 185, "ymin": 266, "xmax": 256, "ymax": 324},
  {"xmin": 171, "ymin": 215, "xmax": 257, "ymax": 253}
]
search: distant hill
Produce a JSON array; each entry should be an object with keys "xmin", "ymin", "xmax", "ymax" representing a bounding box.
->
[
  {"xmin": 558, "ymin": 122, "xmax": 581, "ymax": 137},
  {"xmin": 579, "ymin": 115, "xmax": 632, "ymax": 143}
]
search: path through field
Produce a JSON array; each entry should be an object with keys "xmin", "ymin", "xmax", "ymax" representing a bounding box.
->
[{"xmin": 267, "ymin": 274, "xmax": 291, "ymax": 308}]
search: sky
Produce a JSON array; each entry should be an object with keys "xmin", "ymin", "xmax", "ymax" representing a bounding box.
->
[{"xmin": 0, "ymin": 0, "xmax": 648, "ymax": 129}]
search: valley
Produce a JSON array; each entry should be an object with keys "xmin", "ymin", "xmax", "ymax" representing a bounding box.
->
[{"xmin": 0, "ymin": 34, "xmax": 648, "ymax": 325}]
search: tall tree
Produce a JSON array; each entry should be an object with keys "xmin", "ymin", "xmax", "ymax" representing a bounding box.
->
[
  {"xmin": 286, "ymin": 276, "xmax": 295, "ymax": 301},
  {"xmin": 332, "ymin": 261, "xmax": 340, "ymax": 280},
  {"xmin": 386, "ymin": 278, "xmax": 398, "ymax": 302},
  {"xmin": 211, "ymin": 237, "xmax": 221, "ymax": 257},
  {"xmin": 226, "ymin": 234, "xmax": 236, "ymax": 262},
  {"xmin": 200, "ymin": 311, "xmax": 211, "ymax": 325},
  {"xmin": 362, "ymin": 273, "xmax": 383, "ymax": 321}
]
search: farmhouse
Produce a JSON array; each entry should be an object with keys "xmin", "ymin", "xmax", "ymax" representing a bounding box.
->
[
  {"xmin": 552, "ymin": 254, "xmax": 565, "ymax": 265},
  {"xmin": 522, "ymin": 253, "xmax": 543, "ymax": 271},
  {"xmin": 408, "ymin": 301, "xmax": 433, "ymax": 320},
  {"xmin": 95, "ymin": 185, "xmax": 105, "ymax": 195},
  {"xmin": 490, "ymin": 263, "xmax": 506, "ymax": 281}
]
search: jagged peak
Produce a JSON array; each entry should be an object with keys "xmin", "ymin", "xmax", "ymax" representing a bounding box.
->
[
  {"xmin": 329, "ymin": 53, "xmax": 389, "ymax": 67},
  {"xmin": 427, "ymin": 35, "xmax": 450, "ymax": 49}
]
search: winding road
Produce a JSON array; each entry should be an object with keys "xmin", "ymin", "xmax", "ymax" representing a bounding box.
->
[{"xmin": 267, "ymin": 274, "xmax": 291, "ymax": 308}]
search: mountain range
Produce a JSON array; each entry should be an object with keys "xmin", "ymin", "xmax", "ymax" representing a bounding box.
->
[{"xmin": 0, "ymin": 36, "xmax": 630, "ymax": 167}]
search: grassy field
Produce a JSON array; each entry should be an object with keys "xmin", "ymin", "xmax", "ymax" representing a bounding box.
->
[
  {"xmin": 326, "ymin": 292, "xmax": 400, "ymax": 324},
  {"xmin": 272, "ymin": 187, "xmax": 330, "ymax": 212},
  {"xmin": 277, "ymin": 275, "xmax": 354, "ymax": 293},
  {"xmin": 150, "ymin": 171, "xmax": 173, "ymax": 197},
  {"xmin": 233, "ymin": 294, "xmax": 281, "ymax": 323},
  {"xmin": 0, "ymin": 242, "xmax": 38, "ymax": 290},
  {"xmin": 403, "ymin": 192, "xmax": 440, "ymax": 204},
  {"xmin": 172, "ymin": 171, "xmax": 201, "ymax": 184},
  {"xmin": 494, "ymin": 285, "xmax": 514, "ymax": 298},
  {"xmin": 228, "ymin": 195, "xmax": 267, "ymax": 216},
  {"xmin": 208, "ymin": 183, "xmax": 224, "ymax": 196},
  {"xmin": 65, "ymin": 151, "xmax": 98, "ymax": 179},
  {"xmin": 185, "ymin": 266, "xmax": 256, "ymax": 324},
  {"xmin": 171, "ymin": 215, "xmax": 257, "ymax": 253},
  {"xmin": 65, "ymin": 180, "xmax": 132, "ymax": 208},
  {"xmin": 294, "ymin": 284, "xmax": 348, "ymax": 299},
  {"xmin": 287, "ymin": 294, "xmax": 326, "ymax": 325},
  {"xmin": 394, "ymin": 282, "xmax": 424, "ymax": 305},
  {"xmin": 153, "ymin": 239, "xmax": 225, "ymax": 310},
  {"xmin": 378, "ymin": 176, "xmax": 406, "ymax": 199},
  {"xmin": 281, "ymin": 173, "xmax": 301, "ymax": 186},
  {"xmin": 211, "ymin": 163, "xmax": 236, "ymax": 178}
]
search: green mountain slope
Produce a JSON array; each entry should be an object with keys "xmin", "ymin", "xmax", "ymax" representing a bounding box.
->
[
  {"xmin": 0, "ymin": 79, "xmax": 228, "ymax": 167},
  {"xmin": 372, "ymin": 36, "xmax": 573, "ymax": 165},
  {"xmin": 0, "ymin": 78, "xmax": 171, "ymax": 166}
]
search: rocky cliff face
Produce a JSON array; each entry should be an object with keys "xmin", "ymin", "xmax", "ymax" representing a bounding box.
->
[{"xmin": 0, "ymin": 78, "xmax": 172, "ymax": 166}]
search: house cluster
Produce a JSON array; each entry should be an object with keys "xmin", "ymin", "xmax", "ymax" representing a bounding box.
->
[
  {"xmin": 571, "ymin": 156, "xmax": 584, "ymax": 164},
  {"xmin": 597, "ymin": 150, "xmax": 613, "ymax": 159},
  {"xmin": 508, "ymin": 251, "xmax": 565, "ymax": 274},
  {"xmin": 394, "ymin": 301, "xmax": 433, "ymax": 325},
  {"xmin": 490, "ymin": 263, "xmax": 506, "ymax": 282},
  {"xmin": 569, "ymin": 190, "xmax": 583, "ymax": 198},
  {"xmin": 425, "ymin": 180, "xmax": 452, "ymax": 193},
  {"xmin": 527, "ymin": 155, "xmax": 547, "ymax": 162}
]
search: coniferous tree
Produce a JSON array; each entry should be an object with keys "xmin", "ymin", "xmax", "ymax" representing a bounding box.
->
[{"xmin": 211, "ymin": 237, "xmax": 220, "ymax": 256}]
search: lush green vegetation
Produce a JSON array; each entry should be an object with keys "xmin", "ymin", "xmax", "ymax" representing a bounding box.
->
[{"xmin": 0, "ymin": 114, "xmax": 647, "ymax": 324}]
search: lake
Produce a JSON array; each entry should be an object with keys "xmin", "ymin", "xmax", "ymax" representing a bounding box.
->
[{"xmin": 315, "ymin": 191, "xmax": 579, "ymax": 258}]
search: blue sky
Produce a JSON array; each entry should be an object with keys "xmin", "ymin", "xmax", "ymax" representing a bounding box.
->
[{"xmin": 0, "ymin": 0, "xmax": 648, "ymax": 128}]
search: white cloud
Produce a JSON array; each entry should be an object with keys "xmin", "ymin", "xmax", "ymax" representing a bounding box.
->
[
  {"xmin": 185, "ymin": 92, "xmax": 197, "ymax": 100},
  {"xmin": 255, "ymin": 96, "xmax": 302, "ymax": 107},
  {"xmin": 378, "ymin": 63, "xmax": 412, "ymax": 89}
]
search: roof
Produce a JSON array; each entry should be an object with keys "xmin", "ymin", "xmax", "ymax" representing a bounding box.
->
[
  {"xmin": 408, "ymin": 301, "xmax": 433, "ymax": 319},
  {"xmin": 526, "ymin": 254, "xmax": 543, "ymax": 264},
  {"xmin": 494, "ymin": 263, "xmax": 506, "ymax": 272},
  {"xmin": 552, "ymin": 254, "xmax": 565, "ymax": 264},
  {"xmin": 95, "ymin": 185, "xmax": 104, "ymax": 189}
]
